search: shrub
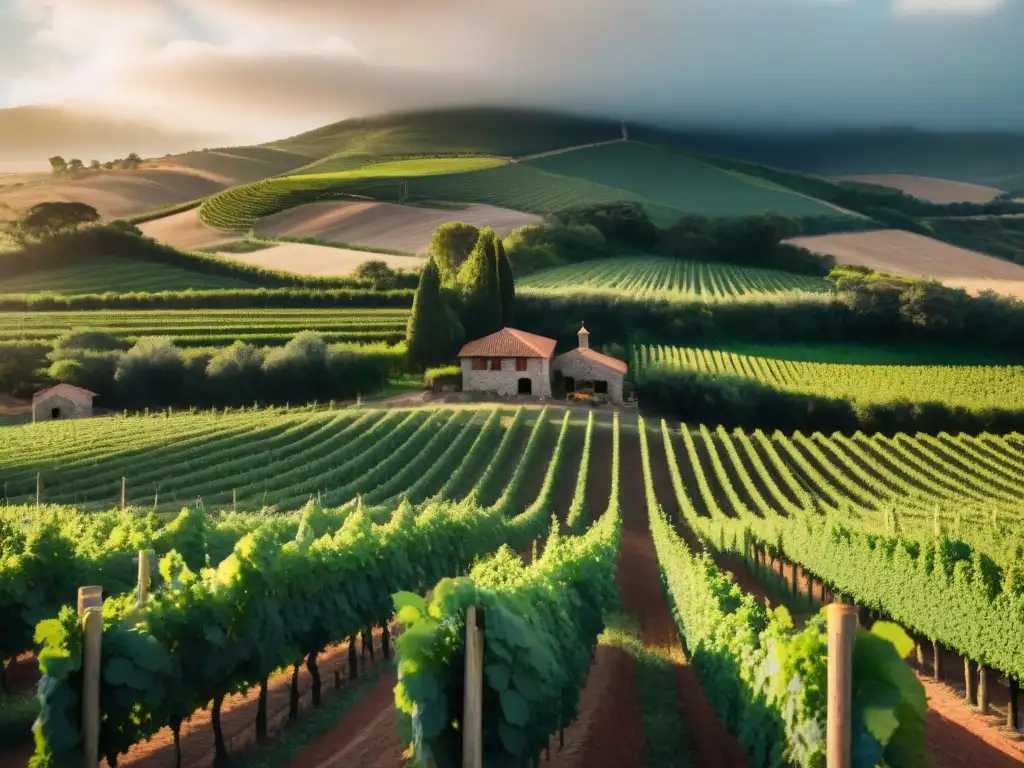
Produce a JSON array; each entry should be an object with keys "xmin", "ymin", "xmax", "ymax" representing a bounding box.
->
[{"xmin": 114, "ymin": 337, "xmax": 187, "ymax": 407}]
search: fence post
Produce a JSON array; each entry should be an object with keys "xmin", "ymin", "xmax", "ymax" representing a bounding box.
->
[
  {"xmin": 233, "ymin": 488, "xmax": 237, "ymax": 512},
  {"xmin": 462, "ymin": 605, "xmax": 483, "ymax": 768},
  {"xmin": 121, "ymin": 477, "xmax": 127, "ymax": 510},
  {"xmin": 36, "ymin": 472, "xmax": 41, "ymax": 507},
  {"xmin": 77, "ymin": 586, "xmax": 102, "ymax": 618},
  {"xmin": 827, "ymin": 603, "xmax": 857, "ymax": 768},
  {"xmin": 81, "ymin": 605, "xmax": 103, "ymax": 768},
  {"xmin": 137, "ymin": 550, "xmax": 153, "ymax": 608}
]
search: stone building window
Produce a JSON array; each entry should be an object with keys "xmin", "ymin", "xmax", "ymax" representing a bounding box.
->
[
  {"xmin": 472, "ymin": 358, "xmax": 487, "ymax": 370},
  {"xmin": 595, "ymin": 381, "xmax": 609, "ymax": 395},
  {"xmin": 489, "ymin": 358, "xmax": 502, "ymax": 370},
  {"xmin": 515, "ymin": 358, "xmax": 528, "ymax": 371}
]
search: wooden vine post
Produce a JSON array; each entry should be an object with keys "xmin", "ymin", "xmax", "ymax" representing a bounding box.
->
[
  {"xmin": 78, "ymin": 586, "xmax": 103, "ymax": 768},
  {"xmin": 827, "ymin": 603, "xmax": 858, "ymax": 768},
  {"xmin": 36, "ymin": 472, "xmax": 41, "ymax": 507},
  {"xmin": 136, "ymin": 550, "xmax": 153, "ymax": 608},
  {"xmin": 1009, "ymin": 677, "xmax": 1020, "ymax": 731},
  {"xmin": 978, "ymin": 665, "xmax": 990, "ymax": 714},
  {"xmin": 121, "ymin": 477, "xmax": 127, "ymax": 510},
  {"xmin": 462, "ymin": 605, "xmax": 484, "ymax": 768}
]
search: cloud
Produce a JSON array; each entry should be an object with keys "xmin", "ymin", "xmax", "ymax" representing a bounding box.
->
[{"xmin": 2, "ymin": 0, "xmax": 1023, "ymax": 141}]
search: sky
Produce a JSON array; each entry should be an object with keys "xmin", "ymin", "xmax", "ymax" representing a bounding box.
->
[{"xmin": 1, "ymin": 0, "xmax": 1023, "ymax": 143}]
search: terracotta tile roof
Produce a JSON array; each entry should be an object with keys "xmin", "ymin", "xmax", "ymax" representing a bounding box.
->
[
  {"xmin": 32, "ymin": 383, "xmax": 98, "ymax": 401},
  {"xmin": 458, "ymin": 328, "xmax": 557, "ymax": 359},
  {"xmin": 555, "ymin": 347, "xmax": 628, "ymax": 374}
]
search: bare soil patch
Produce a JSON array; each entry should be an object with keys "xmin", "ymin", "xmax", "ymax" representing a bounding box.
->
[
  {"xmin": 834, "ymin": 174, "xmax": 1002, "ymax": 204},
  {"xmin": 218, "ymin": 241, "xmax": 425, "ymax": 277},
  {"xmin": 256, "ymin": 201, "xmax": 540, "ymax": 254},
  {"xmin": 0, "ymin": 169, "xmax": 228, "ymax": 222},
  {"xmin": 138, "ymin": 208, "xmax": 241, "ymax": 251},
  {"xmin": 788, "ymin": 229, "xmax": 1024, "ymax": 299}
]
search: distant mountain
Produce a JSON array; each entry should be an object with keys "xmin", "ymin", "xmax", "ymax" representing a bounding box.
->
[{"xmin": 0, "ymin": 104, "xmax": 226, "ymax": 170}]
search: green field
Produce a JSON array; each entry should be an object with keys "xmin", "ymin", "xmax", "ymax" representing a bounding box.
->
[
  {"xmin": 0, "ymin": 257, "xmax": 256, "ymax": 294},
  {"xmin": 269, "ymin": 108, "xmax": 621, "ymax": 169},
  {"xmin": 0, "ymin": 308, "xmax": 409, "ymax": 347},
  {"xmin": 199, "ymin": 141, "xmax": 846, "ymax": 233},
  {"xmin": 636, "ymin": 343, "xmax": 1024, "ymax": 410},
  {"xmin": 199, "ymin": 156, "xmax": 506, "ymax": 231},
  {"xmin": 517, "ymin": 256, "xmax": 829, "ymax": 303},
  {"xmin": 525, "ymin": 142, "xmax": 841, "ymax": 218}
]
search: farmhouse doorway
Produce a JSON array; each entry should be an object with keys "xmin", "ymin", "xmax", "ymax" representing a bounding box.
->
[
  {"xmin": 51, "ymin": 407, "xmax": 61, "ymax": 419},
  {"xmin": 517, "ymin": 378, "xmax": 532, "ymax": 395}
]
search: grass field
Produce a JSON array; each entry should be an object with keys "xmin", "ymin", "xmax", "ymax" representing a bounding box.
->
[
  {"xmin": 525, "ymin": 142, "xmax": 842, "ymax": 218},
  {"xmin": 0, "ymin": 308, "xmax": 409, "ymax": 347},
  {"xmin": 0, "ymin": 257, "xmax": 256, "ymax": 294},
  {"xmin": 712, "ymin": 341, "xmax": 1024, "ymax": 366},
  {"xmin": 198, "ymin": 141, "xmax": 847, "ymax": 234},
  {"xmin": 199, "ymin": 157, "xmax": 506, "ymax": 231},
  {"xmin": 636, "ymin": 343, "xmax": 1024, "ymax": 411},
  {"xmin": 269, "ymin": 108, "xmax": 621, "ymax": 169},
  {"xmin": 517, "ymin": 256, "xmax": 829, "ymax": 303}
]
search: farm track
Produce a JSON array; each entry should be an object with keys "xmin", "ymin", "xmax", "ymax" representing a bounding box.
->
[
  {"xmin": 117, "ymin": 630, "xmax": 390, "ymax": 767},
  {"xmin": 618, "ymin": 426, "xmax": 748, "ymax": 767},
  {"xmin": 551, "ymin": 422, "xmax": 584, "ymax": 525}
]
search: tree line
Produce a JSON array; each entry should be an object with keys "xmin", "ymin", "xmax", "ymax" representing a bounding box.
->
[
  {"xmin": 48, "ymin": 153, "xmax": 142, "ymax": 177},
  {"xmin": 406, "ymin": 225, "xmax": 516, "ymax": 370}
]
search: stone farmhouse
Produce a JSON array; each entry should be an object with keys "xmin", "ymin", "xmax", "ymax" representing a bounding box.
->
[
  {"xmin": 32, "ymin": 383, "xmax": 97, "ymax": 423},
  {"xmin": 457, "ymin": 324, "xmax": 627, "ymax": 403}
]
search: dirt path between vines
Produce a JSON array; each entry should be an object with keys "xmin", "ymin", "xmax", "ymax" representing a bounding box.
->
[
  {"xmin": 618, "ymin": 423, "xmax": 748, "ymax": 768},
  {"xmin": 118, "ymin": 630, "xmax": 388, "ymax": 767}
]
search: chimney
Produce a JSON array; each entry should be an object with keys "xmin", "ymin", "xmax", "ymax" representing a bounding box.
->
[{"xmin": 578, "ymin": 323, "xmax": 590, "ymax": 350}]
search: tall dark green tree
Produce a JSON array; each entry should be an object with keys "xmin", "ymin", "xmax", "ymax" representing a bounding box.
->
[
  {"xmin": 457, "ymin": 230, "xmax": 502, "ymax": 338},
  {"xmin": 406, "ymin": 259, "xmax": 453, "ymax": 371},
  {"xmin": 494, "ymin": 234, "xmax": 516, "ymax": 327}
]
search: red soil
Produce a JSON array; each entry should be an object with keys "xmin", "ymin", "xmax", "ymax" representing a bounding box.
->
[
  {"xmin": 118, "ymin": 630, "xmax": 389, "ymax": 767},
  {"xmin": 619, "ymin": 425, "xmax": 748, "ymax": 768}
]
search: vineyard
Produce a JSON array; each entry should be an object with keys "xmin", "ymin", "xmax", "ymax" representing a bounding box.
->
[
  {"xmin": 0, "ymin": 256, "xmax": 256, "ymax": 294},
  {"xmin": 197, "ymin": 141, "xmax": 848, "ymax": 235},
  {"xmin": 517, "ymin": 256, "xmax": 829, "ymax": 302},
  {"xmin": 198, "ymin": 157, "xmax": 506, "ymax": 231},
  {"xmin": 635, "ymin": 344, "xmax": 1024, "ymax": 410},
  {"xmin": 0, "ymin": 307, "xmax": 409, "ymax": 347},
  {"xmin": 524, "ymin": 142, "xmax": 843, "ymax": 219}
]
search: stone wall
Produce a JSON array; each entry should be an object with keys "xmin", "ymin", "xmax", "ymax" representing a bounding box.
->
[
  {"xmin": 461, "ymin": 357, "xmax": 552, "ymax": 398},
  {"xmin": 33, "ymin": 394, "xmax": 93, "ymax": 422},
  {"xmin": 553, "ymin": 356, "xmax": 624, "ymax": 404}
]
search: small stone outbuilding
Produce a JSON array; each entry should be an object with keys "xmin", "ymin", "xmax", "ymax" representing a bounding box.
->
[
  {"xmin": 458, "ymin": 328, "xmax": 557, "ymax": 398},
  {"xmin": 32, "ymin": 383, "xmax": 97, "ymax": 423},
  {"xmin": 552, "ymin": 325, "xmax": 627, "ymax": 404}
]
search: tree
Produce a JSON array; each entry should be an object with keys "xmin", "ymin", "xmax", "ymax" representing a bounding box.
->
[
  {"xmin": 429, "ymin": 222, "xmax": 480, "ymax": 280},
  {"xmin": 353, "ymin": 260, "xmax": 400, "ymax": 290},
  {"xmin": 67, "ymin": 158, "xmax": 84, "ymax": 175},
  {"xmin": 121, "ymin": 152, "xmax": 142, "ymax": 170},
  {"xmin": 89, "ymin": 160, "xmax": 101, "ymax": 171},
  {"xmin": 406, "ymin": 259, "xmax": 453, "ymax": 371},
  {"xmin": 494, "ymin": 233, "xmax": 516, "ymax": 327},
  {"xmin": 17, "ymin": 201, "xmax": 101, "ymax": 239},
  {"xmin": 115, "ymin": 337, "xmax": 186, "ymax": 407},
  {"xmin": 48, "ymin": 156, "xmax": 67, "ymax": 177},
  {"xmin": 458, "ymin": 230, "xmax": 502, "ymax": 338}
]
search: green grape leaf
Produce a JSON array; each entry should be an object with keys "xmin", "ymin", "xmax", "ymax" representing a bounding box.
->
[
  {"xmin": 500, "ymin": 689, "xmax": 529, "ymax": 727},
  {"xmin": 498, "ymin": 721, "xmax": 527, "ymax": 756},
  {"xmin": 485, "ymin": 663, "xmax": 511, "ymax": 693},
  {"xmin": 103, "ymin": 657, "xmax": 137, "ymax": 687},
  {"xmin": 870, "ymin": 622, "xmax": 914, "ymax": 661},
  {"xmin": 393, "ymin": 591, "xmax": 428, "ymax": 616},
  {"xmin": 511, "ymin": 668, "xmax": 543, "ymax": 702},
  {"xmin": 855, "ymin": 681, "xmax": 901, "ymax": 745}
]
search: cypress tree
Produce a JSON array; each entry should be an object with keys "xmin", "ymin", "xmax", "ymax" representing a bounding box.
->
[
  {"xmin": 406, "ymin": 259, "xmax": 452, "ymax": 371},
  {"xmin": 458, "ymin": 230, "xmax": 502, "ymax": 338},
  {"xmin": 494, "ymin": 234, "xmax": 516, "ymax": 327}
]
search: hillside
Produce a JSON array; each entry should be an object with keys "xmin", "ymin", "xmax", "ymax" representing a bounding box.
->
[{"xmin": 638, "ymin": 126, "xmax": 1024, "ymax": 191}]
